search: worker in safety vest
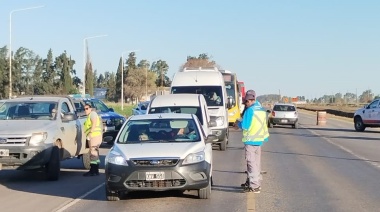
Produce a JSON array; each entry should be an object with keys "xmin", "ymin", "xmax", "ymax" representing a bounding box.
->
[
  {"xmin": 83, "ymin": 103, "xmax": 103, "ymax": 176},
  {"xmin": 235, "ymin": 90, "xmax": 269, "ymax": 193}
]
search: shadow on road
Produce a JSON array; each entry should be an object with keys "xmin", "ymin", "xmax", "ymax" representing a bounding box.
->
[
  {"xmin": 263, "ymin": 150, "xmax": 380, "ymax": 163},
  {"xmin": 211, "ymin": 184, "xmax": 243, "ymax": 193}
]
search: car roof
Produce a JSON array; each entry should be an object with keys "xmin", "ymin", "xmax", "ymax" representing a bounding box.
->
[
  {"xmin": 7, "ymin": 96, "xmax": 65, "ymax": 102},
  {"xmin": 274, "ymin": 103, "xmax": 296, "ymax": 107},
  {"xmin": 129, "ymin": 113, "xmax": 194, "ymax": 121},
  {"xmin": 150, "ymin": 94, "xmax": 203, "ymax": 107}
]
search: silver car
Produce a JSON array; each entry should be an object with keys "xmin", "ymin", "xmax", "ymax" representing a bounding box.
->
[{"xmin": 268, "ymin": 103, "xmax": 298, "ymax": 128}]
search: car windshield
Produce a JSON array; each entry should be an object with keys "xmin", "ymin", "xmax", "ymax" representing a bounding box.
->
[
  {"xmin": 273, "ymin": 105, "xmax": 296, "ymax": 111},
  {"xmin": 171, "ymin": 86, "xmax": 223, "ymax": 107},
  {"xmin": 0, "ymin": 101, "xmax": 58, "ymax": 120},
  {"xmin": 149, "ymin": 106, "xmax": 204, "ymax": 125},
  {"xmin": 85, "ymin": 99, "xmax": 110, "ymax": 112},
  {"xmin": 117, "ymin": 118, "xmax": 200, "ymax": 144}
]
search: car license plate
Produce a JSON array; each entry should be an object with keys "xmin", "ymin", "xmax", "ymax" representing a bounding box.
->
[
  {"xmin": 281, "ymin": 119, "xmax": 288, "ymax": 123},
  {"xmin": 146, "ymin": 172, "xmax": 165, "ymax": 180},
  {"xmin": 0, "ymin": 149, "xmax": 9, "ymax": 157}
]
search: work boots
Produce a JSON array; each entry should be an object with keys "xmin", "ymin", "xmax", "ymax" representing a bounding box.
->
[{"xmin": 83, "ymin": 164, "xmax": 99, "ymax": 177}]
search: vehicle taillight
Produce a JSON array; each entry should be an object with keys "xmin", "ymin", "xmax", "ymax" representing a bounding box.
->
[{"xmin": 272, "ymin": 111, "xmax": 275, "ymax": 117}]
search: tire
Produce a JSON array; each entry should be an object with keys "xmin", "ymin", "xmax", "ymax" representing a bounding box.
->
[
  {"xmin": 292, "ymin": 123, "xmax": 298, "ymax": 129},
  {"xmin": 82, "ymin": 152, "xmax": 91, "ymax": 170},
  {"xmin": 106, "ymin": 186, "xmax": 120, "ymax": 201},
  {"xmin": 45, "ymin": 146, "xmax": 60, "ymax": 181},
  {"xmin": 269, "ymin": 122, "xmax": 274, "ymax": 128},
  {"xmin": 198, "ymin": 179, "xmax": 211, "ymax": 199},
  {"xmin": 219, "ymin": 137, "xmax": 227, "ymax": 151},
  {"xmin": 354, "ymin": 116, "xmax": 366, "ymax": 132}
]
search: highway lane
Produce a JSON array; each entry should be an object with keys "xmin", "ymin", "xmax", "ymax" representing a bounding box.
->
[
  {"xmin": 1, "ymin": 111, "xmax": 380, "ymax": 212},
  {"xmin": 257, "ymin": 111, "xmax": 380, "ymax": 212}
]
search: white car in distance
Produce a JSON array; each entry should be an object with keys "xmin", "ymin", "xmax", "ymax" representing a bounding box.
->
[{"xmin": 132, "ymin": 101, "xmax": 150, "ymax": 115}]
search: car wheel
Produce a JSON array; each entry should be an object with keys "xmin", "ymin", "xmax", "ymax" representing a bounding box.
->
[
  {"xmin": 82, "ymin": 152, "xmax": 91, "ymax": 170},
  {"xmin": 354, "ymin": 116, "xmax": 366, "ymax": 132},
  {"xmin": 292, "ymin": 123, "xmax": 298, "ymax": 129},
  {"xmin": 219, "ymin": 137, "xmax": 227, "ymax": 151},
  {"xmin": 45, "ymin": 146, "xmax": 60, "ymax": 181},
  {"xmin": 106, "ymin": 186, "xmax": 120, "ymax": 201},
  {"xmin": 198, "ymin": 178, "xmax": 211, "ymax": 199},
  {"xmin": 269, "ymin": 122, "xmax": 274, "ymax": 128}
]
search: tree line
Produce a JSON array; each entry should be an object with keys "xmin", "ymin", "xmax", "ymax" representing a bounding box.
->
[{"xmin": 0, "ymin": 46, "xmax": 172, "ymax": 102}]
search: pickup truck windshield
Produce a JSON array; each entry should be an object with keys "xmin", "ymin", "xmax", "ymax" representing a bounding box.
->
[{"xmin": 0, "ymin": 101, "xmax": 58, "ymax": 120}]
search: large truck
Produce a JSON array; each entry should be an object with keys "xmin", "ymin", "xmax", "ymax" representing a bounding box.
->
[
  {"xmin": 220, "ymin": 70, "xmax": 242, "ymax": 125},
  {"xmin": 170, "ymin": 67, "xmax": 229, "ymax": 151}
]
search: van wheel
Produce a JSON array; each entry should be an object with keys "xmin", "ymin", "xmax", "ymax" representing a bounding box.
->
[
  {"xmin": 82, "ymin": 152, "xmax": 91, "ymax": 170},
  {"xmin": 220, "ymin": 137, "xmax": 227, "ymax": 151},
  {"xmin": 45, "ymin": 146, "xmax": 60, "ymax": 181}
]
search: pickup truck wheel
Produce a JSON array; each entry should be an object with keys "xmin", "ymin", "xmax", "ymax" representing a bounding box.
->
[
  {"xmin": 45, "ymin": 146, "xmax": 60, "ymax": 181},
  {"xmin": 354, "ymin": 116, "xmax": 366, "ymax": 132},
  {"xmin": 268, "ymin": 122, "xmax": 274, "ymax": 128},
  {"xmin": 106, "ymin": 186, "xmax": 120, "ymax": 201},
  {"xmin": 82, "ymin": 152, "xmax": 91, "ymax": 170},
  {"xmin": 198, "ymin": 179, "xmax": 211, "ymax": 199}
]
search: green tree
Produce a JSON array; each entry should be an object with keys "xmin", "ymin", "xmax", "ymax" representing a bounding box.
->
[
  {"xmin": 151, "ymin": 59, "xmax": 170, "ymax": 87},
  {"xmin": 0, "ymin": 46, "xmax": 9, "ymax": 98},
  {"xmin": 105, "ymin": 71, "xmax": 117, "ymax": 102},
  {"xmin": 180, "ymin": 53, "xmax": 219, "ymax": 70},
  {"xmin": 42, "ymin": 49, "xmax": 57, "ymax": 94}
]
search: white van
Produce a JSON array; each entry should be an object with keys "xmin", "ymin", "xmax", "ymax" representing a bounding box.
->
[
  {"xmin": 146, "ymin": 94, "xmax": 212, "ymax": 136},
  {"xmin": 170, "ymin": 67, "xmax": 229, "ymax": 151}
]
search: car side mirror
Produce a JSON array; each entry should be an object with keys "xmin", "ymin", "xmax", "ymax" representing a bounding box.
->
[
  {"xmin": 104, "ymin": 136, "xmax": 113, "ymax": 143},
  {"xmin": 109, "ymin": 108, "xmax": 114, "ymax": 112},
  {"xmin": 62, "ymin": 113, "xmax": 77, "ymax": 122},
  {"xmin": 206, "ymin": 135, "xmax": 218, "ymax": 143},
  {"xmin": 227, "ymin": 97, "xmax": 233, "ymax": 109},
  {"xmin": 209, "ymin": 120, "xmax": 217, "ymax": 127}
]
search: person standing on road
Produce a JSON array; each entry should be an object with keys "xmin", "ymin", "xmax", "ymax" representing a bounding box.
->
[
  {"xmin": 83, "ymin": 103, "xmax": 103, "ymax": 177},
  {"xmin": 235, "ymin": 90, "xmax": 269, "ymax": 193}
]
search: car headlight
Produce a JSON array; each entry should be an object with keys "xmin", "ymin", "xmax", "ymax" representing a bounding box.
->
[
  {"xmin": 182, "ymin": 151, "xmax": 205, "ymax": 165},
  {"xmin": 215, "ymin": 116, "xmax": 224, "ymax": 126},
  {"xmin": 29, "ymin": 132, "xmax": 48, "ymax": 145},
  {"xmin": 229, "ymin": 109, "xmax": 237, "ymax": 116},
  {"xmin": 106, "ymin": 119, "xmax": 112, "ymax": 125},
  {"xmin": 106, "ymin": 149, "xmax": 128, "ymax": 166}
]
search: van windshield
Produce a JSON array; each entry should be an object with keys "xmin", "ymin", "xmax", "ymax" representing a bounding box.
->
[
  {"xmin": 171, "ymin": 86, "xmax": 223, "ymax": 107},
  {"xmin": 149, "ymin": 106, "xmax": 204, "ymax": 125}
]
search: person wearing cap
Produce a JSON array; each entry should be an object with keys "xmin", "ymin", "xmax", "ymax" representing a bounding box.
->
[{"xmin": 235, "ymin": 90, "xmax": 269, "ymax": 193}]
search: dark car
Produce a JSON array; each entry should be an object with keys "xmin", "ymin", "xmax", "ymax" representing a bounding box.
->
[{"xmin": 70, "ymin": 95, "xmax": 126, "ymax": 144}]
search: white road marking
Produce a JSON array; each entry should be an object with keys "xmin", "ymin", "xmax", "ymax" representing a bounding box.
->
[
  {"xmin": 247, "ymin": 192, "xmax": 256, "ymax": 211},
  {"xmin": 301, "ymin": 125, "xmax": 380, "ymax": 169},
  {"xmin": 54, "ymin": 182, "xmax": 105, "ymax": 212}
]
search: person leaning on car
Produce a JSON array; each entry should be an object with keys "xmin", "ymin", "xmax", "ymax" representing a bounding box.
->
[{"xmin": 234, "ymin": 90, "xmax": 269, "ymax": 193}]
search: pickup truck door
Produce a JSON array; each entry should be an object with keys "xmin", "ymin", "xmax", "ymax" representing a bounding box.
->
[
  {"xmin": 363, "ymin": 99, "xmax": 380, "ymax": 125},
  {"xmin": 59, "ymin": 101, "xmax": 78, "ymax": 158}
]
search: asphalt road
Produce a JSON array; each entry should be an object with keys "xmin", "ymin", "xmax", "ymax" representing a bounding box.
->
[{"xmin": 0, "ymin": 111, "xmax": 380, "ymax": 212}]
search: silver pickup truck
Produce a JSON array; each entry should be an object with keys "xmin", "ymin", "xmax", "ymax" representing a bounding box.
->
[{"xmin": 0, "ymin": 96, "xmax": 90, "ymax": 181}]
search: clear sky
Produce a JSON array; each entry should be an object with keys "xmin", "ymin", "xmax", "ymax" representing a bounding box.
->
[{"xmin": 1, "ymin": 0, "xmax": 379, "ymax": 99}]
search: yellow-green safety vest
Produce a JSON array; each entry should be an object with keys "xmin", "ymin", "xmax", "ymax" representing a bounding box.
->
[
  {"xmin": 242, "ymin": 109, "xmax": 269, "ymax": 143},
  {"xmin": 84, "ymin": 112, "xmax": 102, "ymax": 137}
]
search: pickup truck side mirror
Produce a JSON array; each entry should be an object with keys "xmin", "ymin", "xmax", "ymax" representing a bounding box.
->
[
  {"xmin": 109, "ymin": 108, "xmax": 114, "ymax": 112},
  {"xmin": 62, "ymin": 113, "xmax": 77, "ymax": 122},
  {"xmin": 205, "ymin": 134, "xmax": 218, "ymax": 143}
]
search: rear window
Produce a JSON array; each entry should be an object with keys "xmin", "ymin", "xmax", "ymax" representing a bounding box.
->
[
  {"xmin": 273, "ymin": 105, "xmax": 296, "ymax": 112},
  {"xmin": 149, "ymin": 106, "xmax": 203, "ymax": 125}
]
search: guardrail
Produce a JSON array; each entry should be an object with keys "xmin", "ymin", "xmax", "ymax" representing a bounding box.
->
[{"xmin": 297, "ymin": 106, "xmax": 355, "ymax": 119}]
